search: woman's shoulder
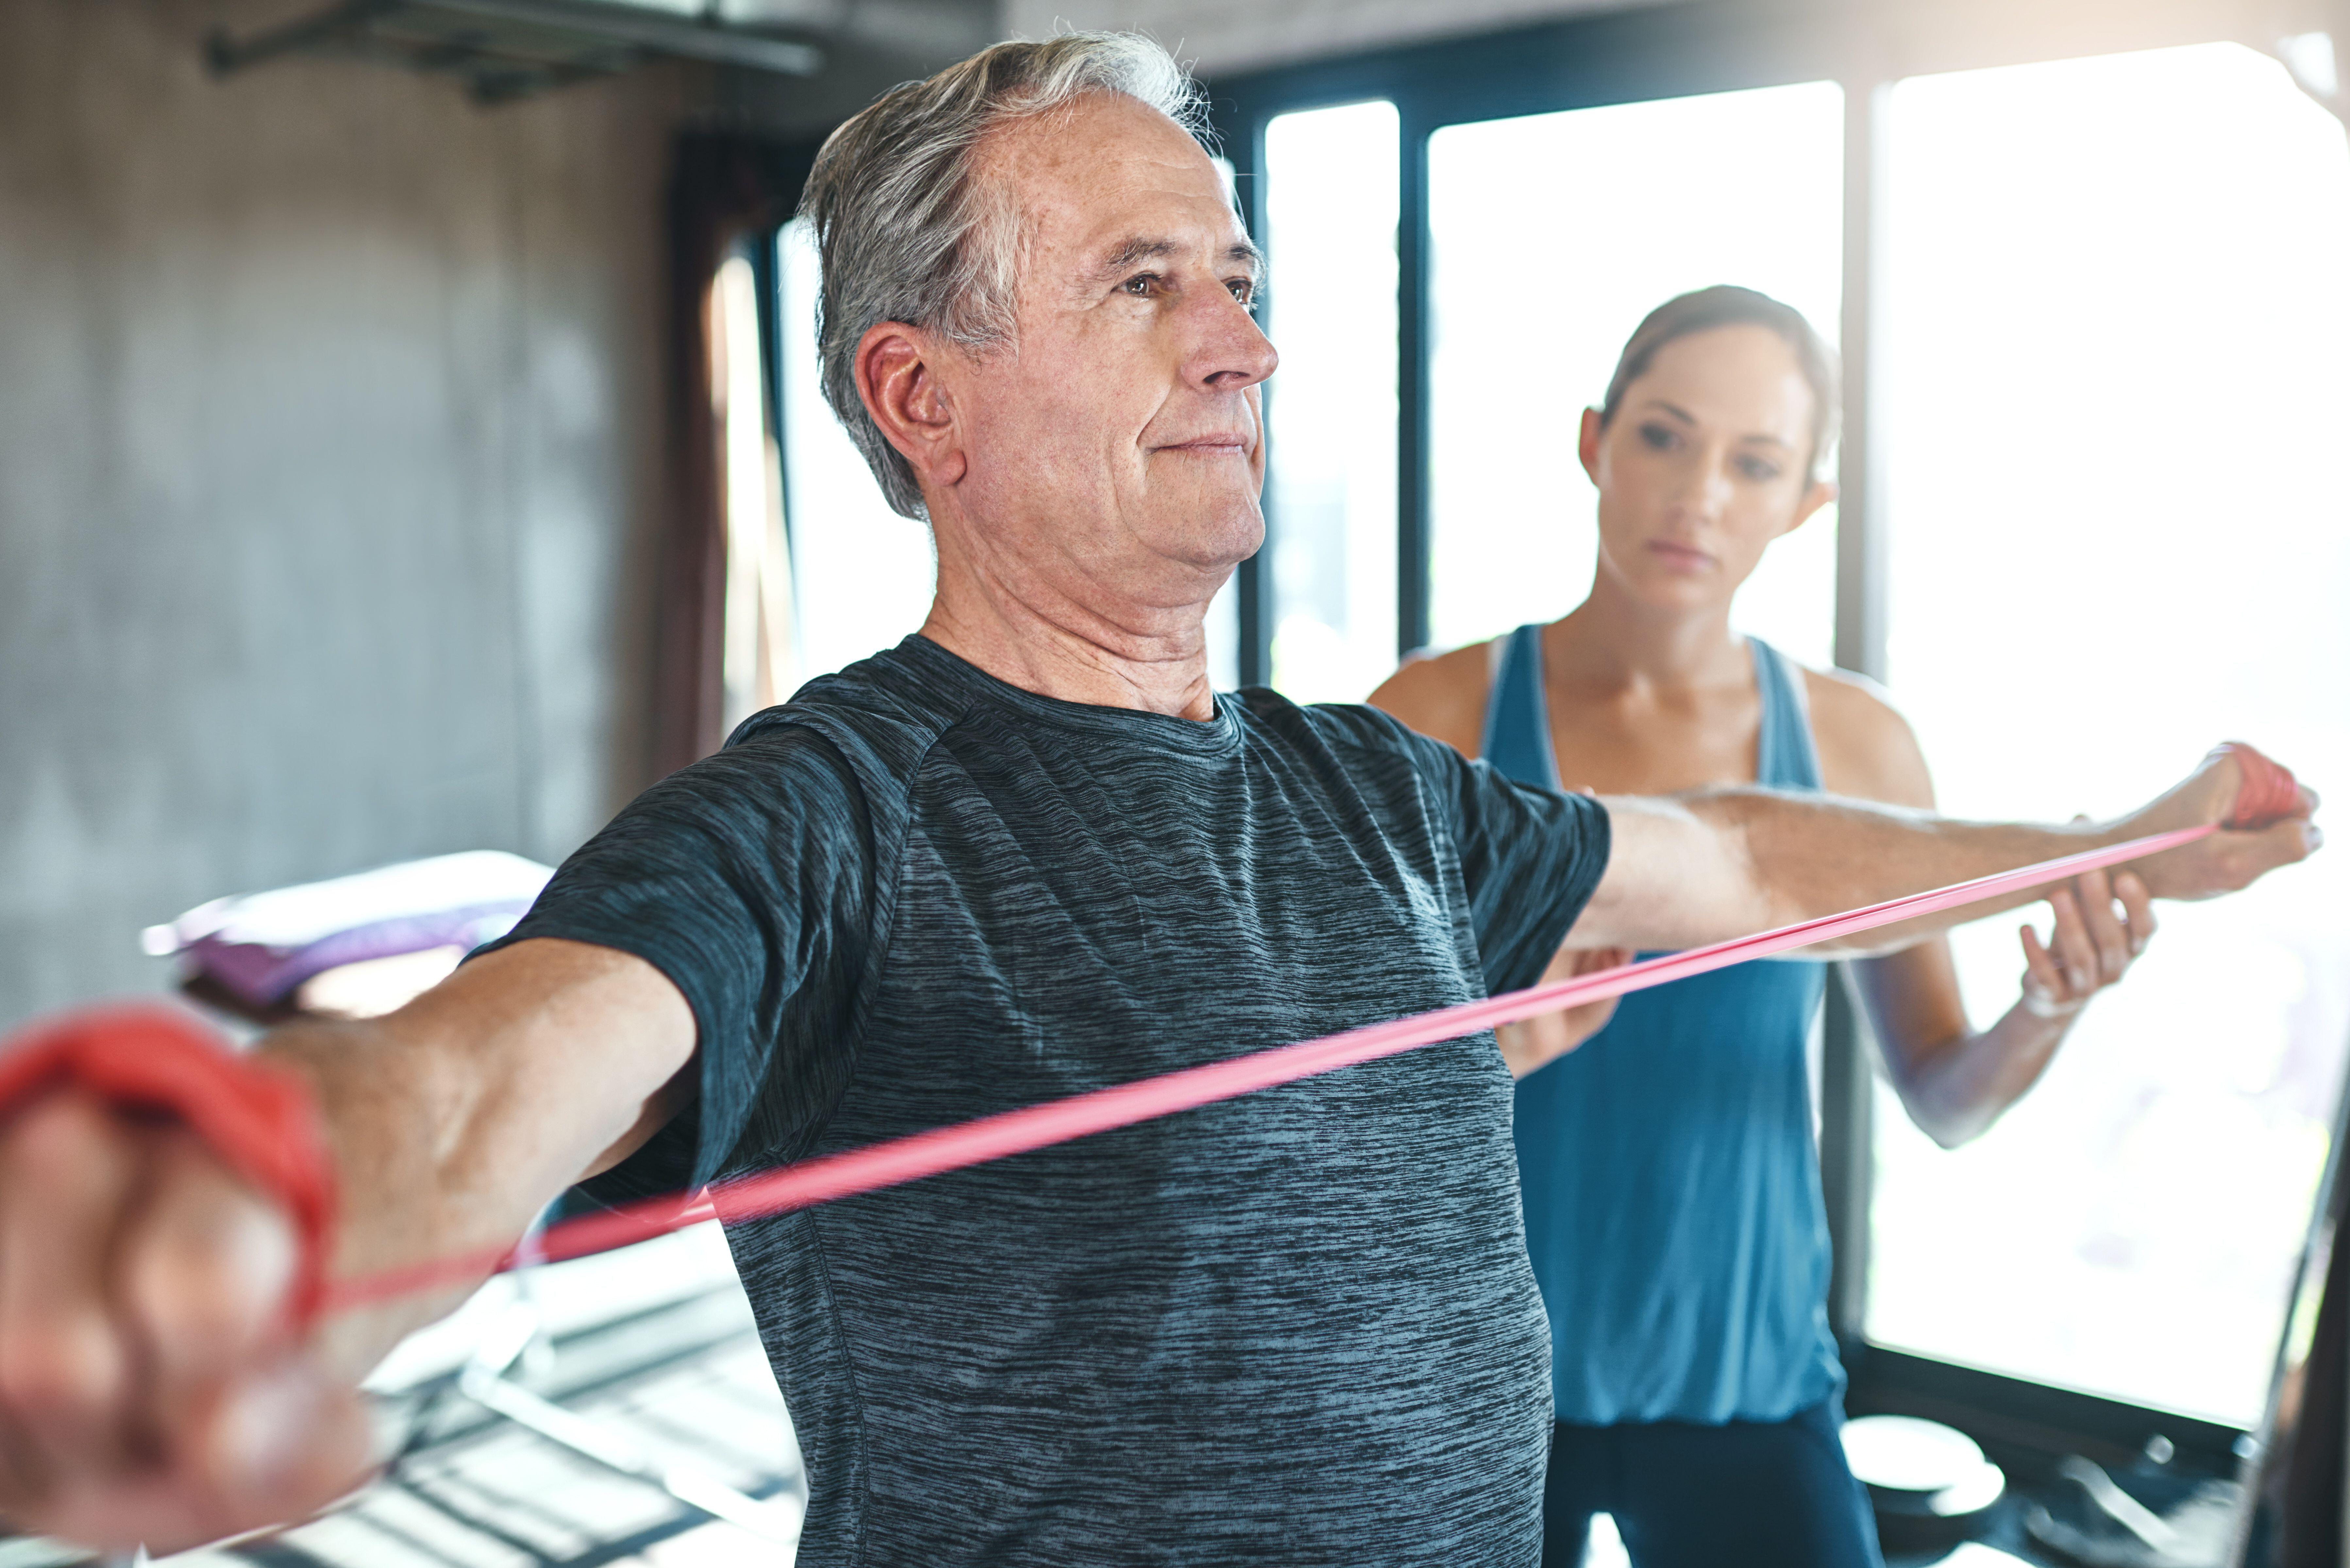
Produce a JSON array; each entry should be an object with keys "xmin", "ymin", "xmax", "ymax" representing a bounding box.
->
[
  {"xmin": 1791, "ymin": 660, "xmax": 1935, "ymax": 808},
  {"xmin": 1366, "ymin": 639, "xmax": 1496, "ymax": 758}
]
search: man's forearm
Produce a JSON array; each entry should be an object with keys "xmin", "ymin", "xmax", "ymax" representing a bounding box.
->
[
  {"xmin": 259, "ymin": 939, "xmax": 696, "ymax": 1379},
  {"xmin": 1712, "ymin": 788, "xmax": 2108, "ymax": 956},
  {"xmin": 1578, "ymin": 789, "xmax": 2115, "ymax": 956}
]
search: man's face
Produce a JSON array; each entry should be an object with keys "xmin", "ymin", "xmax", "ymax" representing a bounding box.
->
[{"xmin": 932, "ymin": 93, "xmax": 1276, "ymax": 610}]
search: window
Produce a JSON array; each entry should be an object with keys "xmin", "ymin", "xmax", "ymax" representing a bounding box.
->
[
  {"xmin": 1261, "ymin": 101, "xmax": 1401, "ymax": 699},
  {"xmin": 773, "ymin": 217, "xmax": 935, "ymax": 689},
  {"xmin": 1425, "ymin": 82, "xmax": 1844, "ymax": 667},
  {"xmin": 712, "ymin": 252, "xmax": 798, "ymax": 733},
  {"xmin": 1865, "ymin": 41, "xmax": 2350, "ymax": 1426},
  {"xmin": 1216, "ymin": 4, "xmax": 2350, "ymax": 1448}
]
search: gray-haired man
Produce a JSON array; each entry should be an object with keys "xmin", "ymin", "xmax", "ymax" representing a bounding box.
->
[{"xmin": 0, "ymin": 33, "xmax": 2314, "ymax": 1565}]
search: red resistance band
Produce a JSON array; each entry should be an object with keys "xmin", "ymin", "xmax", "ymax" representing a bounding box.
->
[
  {"xmin": 0, "ymin": 743, "xmax": 2304, "ymax": 1326},
  {"xmin": 0, "ymin": 1004, "xmax": 337, "ymax": 1326}
]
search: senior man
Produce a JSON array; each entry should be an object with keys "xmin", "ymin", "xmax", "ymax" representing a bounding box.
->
[{"xmin": 0, "ymin": 32, "xmax": 2320, "ymax": 1566}]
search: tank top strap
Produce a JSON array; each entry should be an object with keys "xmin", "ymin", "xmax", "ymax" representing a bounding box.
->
[
  {"xmin": 1480, "ymin": 623, "xmax": 1564, "ymax": 792},
  {"xmin": 1747, "ymin": 636, "xmax": 1823, "ymax": 792}
]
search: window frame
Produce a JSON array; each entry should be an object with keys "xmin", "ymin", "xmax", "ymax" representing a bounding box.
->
[{"xmin": 1204, "ymin": 0, "xmax": 2326, "ymax": 1468}]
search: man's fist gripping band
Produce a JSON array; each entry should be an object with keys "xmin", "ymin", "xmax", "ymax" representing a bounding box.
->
[{"xmin": 0, "ymin": 1004, "xmax": 336, "ymax": 1325}]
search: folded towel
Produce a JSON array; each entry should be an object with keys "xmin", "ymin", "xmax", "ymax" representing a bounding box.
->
[{"xmin": 142, "ymin": 850, "xmax": 554, "ymax": 1009}]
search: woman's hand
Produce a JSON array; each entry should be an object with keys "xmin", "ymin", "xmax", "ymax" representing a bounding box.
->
[
  {"xmin": 2016, "ymin": 859, "xmax": 2155, "ymax": 1022},
  {"xmin": 1498, "ymin": 946, "xmax": 1636, "ymax": 1079}
]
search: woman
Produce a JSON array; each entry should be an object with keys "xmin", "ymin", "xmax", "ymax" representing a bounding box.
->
[{"xmin": 1370, "ymin": 286, "xmax": 2155, "ymax": 1568}]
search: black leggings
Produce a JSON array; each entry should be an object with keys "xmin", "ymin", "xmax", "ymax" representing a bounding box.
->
[{"xmin": 1541, "ymin": 1397, "xmax": 1884, "ymax": 1568}]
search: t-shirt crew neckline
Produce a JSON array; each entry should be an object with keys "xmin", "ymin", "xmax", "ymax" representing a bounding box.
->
[{"xmin": 894, "ymin": 631, "xmax": 1245, "ymax": 759}]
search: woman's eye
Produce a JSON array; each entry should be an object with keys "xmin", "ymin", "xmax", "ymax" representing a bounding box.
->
[
  {"xmin": 1638, "ymin": 423, "xmax": 1676, "ymax": 452},
  {"xmin": 1737, "ymin": 457, "xmax": 1783, "ymax": 482}
]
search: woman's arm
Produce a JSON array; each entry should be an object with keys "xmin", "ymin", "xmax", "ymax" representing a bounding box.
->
[
  {"xmin": 1810, "ymin": 672, "xmax": 2157, "ymax": 1147},
  {"xmin": 1366, "ymin": 642, "xmax": 1491, "ymax": 759},
  {"xmin": 1851, "ymin": 876, "xmax": 2152, "ymax": 1147}
]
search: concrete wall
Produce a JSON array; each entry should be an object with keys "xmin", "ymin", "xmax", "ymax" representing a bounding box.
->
[{"xmin": 0, "ymin": 2, "xmax": 680, "ymax": 1027}]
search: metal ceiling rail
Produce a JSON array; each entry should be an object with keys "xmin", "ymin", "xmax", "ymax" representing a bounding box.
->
[{"xmin": 206, "ymin": 0, "xmax": 824, "ymax": 105}]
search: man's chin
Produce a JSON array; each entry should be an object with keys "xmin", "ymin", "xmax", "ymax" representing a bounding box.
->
[{"xmin": 1138, "ymin": 493, "xmax": 1264, "ymax": 574}]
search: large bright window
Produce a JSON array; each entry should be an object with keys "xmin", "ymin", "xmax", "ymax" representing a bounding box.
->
[
  {"xmin": 714, "ymin": 252, "xmax": 798, "ymax": 733},
  {"xmin": 774, "ymin": 217, "xmax": 935, "ymax": 689},
  {"xmin": 1866, "ymin": 42, "xmax": 2350, "ymax": 1426},
  {"xmin": 1261, "ymin": 101, "xmax": 1401, "ymax": 701},
  {"xmin": 1426, "ymin": 82, "xmax": 1845, "ymax": 667}
]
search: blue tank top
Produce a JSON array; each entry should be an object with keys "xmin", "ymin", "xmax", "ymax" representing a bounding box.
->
[{"xmin": 1486, "ymin": 624, "xmax": 1840, "ymax": 1425}]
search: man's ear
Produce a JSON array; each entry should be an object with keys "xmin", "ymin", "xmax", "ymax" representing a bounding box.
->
[
  {"xmin": 1578, "ymin": 407, "xmax": 1605, "ymax": 488},
  {"xmin": 855, "ymin": 322, "xmax": 966, "ymax": 491},
  {"xmin": 1783, "ymin": 477, "xmax": 1838, "ymax": 537}
]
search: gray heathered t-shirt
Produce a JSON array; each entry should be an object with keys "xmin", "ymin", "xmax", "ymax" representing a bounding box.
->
[{"xmin": 500, "ymin": 634, "xmax": 1611, "ymax": 1566}]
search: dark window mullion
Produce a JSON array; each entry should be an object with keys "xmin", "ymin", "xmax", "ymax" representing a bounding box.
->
[
  {"xmin": 1823, "ymin": 70, "xmax": 1890, "ymax": 1355},
  {"xmin": 1234, "ymin": 108, "xmax": 1275, "ymax": 688},
  {"xmin": 1396, "ymin": 110, "xmax": 1432, "ymax": 660}
]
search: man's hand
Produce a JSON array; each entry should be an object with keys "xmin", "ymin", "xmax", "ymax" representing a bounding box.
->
[
  {"xmin": 0, "ymin": 1087, "xmax": 373, "ymax": 1552},
  {"xmin": 2120, "ymin": 744, "xmax": 2322, "ymax": 901},
  {"xmin": 0, "ymin": 939, "xmax": 697, "ymax": 1552}
]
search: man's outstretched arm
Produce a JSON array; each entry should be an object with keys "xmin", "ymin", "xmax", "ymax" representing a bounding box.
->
[
  {"xmin": 0, "ymin": 938, "xmax": 694, "ymax": 1553},
  {"xmin": 1566, "ymin": 744, "xmax": 2321, "ymax": 957}
]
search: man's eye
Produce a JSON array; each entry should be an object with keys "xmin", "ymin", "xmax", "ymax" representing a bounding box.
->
[
  {"xmin": 1227, "ymin": 279, "xmax": 1255, "ymax": 304},
  {"xmin": 1123, "ymin": 274, "xmax": 1158, "ymax": 296}
]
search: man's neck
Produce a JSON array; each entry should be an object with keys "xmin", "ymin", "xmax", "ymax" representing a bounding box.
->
[{"xmin": 919, "ymin": 549, "xmax": 1220, "ymax": 722}]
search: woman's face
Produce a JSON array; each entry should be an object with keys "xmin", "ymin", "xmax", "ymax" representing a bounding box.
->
[{"xmin": 1580, "ymin": 322, "xmax": 1836, "ymax": 613}]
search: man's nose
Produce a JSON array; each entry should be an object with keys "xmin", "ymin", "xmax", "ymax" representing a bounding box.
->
[{"xmin": 1192, "ymin": 289, "xmax": 1278, "ymax": 392}]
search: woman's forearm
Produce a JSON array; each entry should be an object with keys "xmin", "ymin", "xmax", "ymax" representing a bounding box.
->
[{"xmin": 1885, "ymin": 1002, "xmax": 2074, "ymax": 1149}]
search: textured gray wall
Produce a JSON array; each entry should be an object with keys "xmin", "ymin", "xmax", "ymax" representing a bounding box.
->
[{"xmin": 0, "ymin": 2, "xmax": 679, "ymax": 1028}]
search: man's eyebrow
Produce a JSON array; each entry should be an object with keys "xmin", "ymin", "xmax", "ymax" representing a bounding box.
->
[
  {"xmin": 1092, "ymin": 236, "xmax": 1180, "ymax": 282},
  {"xmin": 1089, "ymin": 235, "xmax": 1265, "ymax": 283}
]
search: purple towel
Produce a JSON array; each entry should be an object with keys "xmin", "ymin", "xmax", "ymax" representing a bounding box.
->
[{"xmin": 142, "ymin": 851, "xmax": 553, "ymax": 1009}]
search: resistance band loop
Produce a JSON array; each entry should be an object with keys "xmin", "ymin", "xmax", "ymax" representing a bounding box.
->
[
  {"xmin": 330, "ymin": 822, "xmax": 2258, "ymax": 1311},
  {"xmin": 0, "ymin": 744, "xmax": 2302, "ymax": 1322}
]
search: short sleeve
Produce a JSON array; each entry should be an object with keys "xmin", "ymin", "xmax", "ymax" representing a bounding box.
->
[
  {"xmin": 1420, "ymin": 741, "xmax": 1613, "ymax": 995},
  {"xmin": 480, "ymin": 723, "xmax": 886, "ymax": 1200}
]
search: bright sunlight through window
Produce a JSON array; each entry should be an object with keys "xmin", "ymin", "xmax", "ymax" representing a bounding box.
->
[
  {"xmin": 1426, "ymin": 82, "xmax": 1845, "ymax": 667},
  {"xmin": 1867, "ymin": 42, "xmax": 2350, "ymax": 1426},
  {"xmin": 775, "ymin": 218, "xmax": 936, "ymax": 689},
  {"xmin": 1262, "ymin": 101, "xmax": 1401, "ymax": 702}
]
